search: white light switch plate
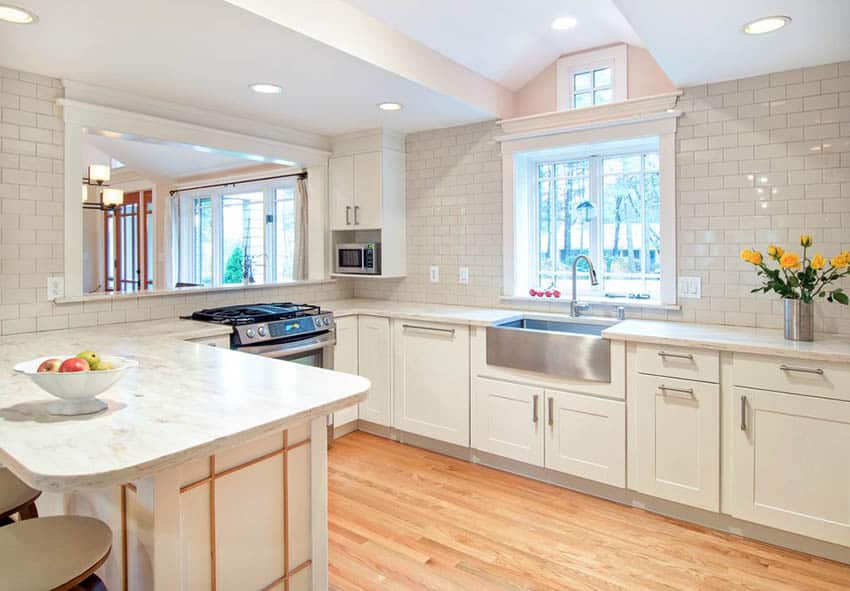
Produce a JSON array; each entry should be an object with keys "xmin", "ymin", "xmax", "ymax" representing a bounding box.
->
[
  {"xmin": 47, "ymin": 276, "xmax": 65, "ymax": 300},
  {"xmin": 458, "ymin": 267, "xmax": 469, "ymax": 284},
  {"xmin": 678, "ymin": 276, "xmax": 701, "ymax": 299},
  {"xmin": 429, "ymin": 265, "xmax": 439, "ymax": 283}
]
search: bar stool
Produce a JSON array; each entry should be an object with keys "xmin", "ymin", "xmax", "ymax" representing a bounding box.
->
[
  {"xmin": 0, "ymin": 515, "xmax": 112, "ymax": 591},
  {"xmin": 0, "ymin": 467, "xmax": 40, "ymax": 525}
]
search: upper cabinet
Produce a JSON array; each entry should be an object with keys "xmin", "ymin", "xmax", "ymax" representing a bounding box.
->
[{"xmin": 329, "ymin": 149, "xmax": 404, "ymax": 232}]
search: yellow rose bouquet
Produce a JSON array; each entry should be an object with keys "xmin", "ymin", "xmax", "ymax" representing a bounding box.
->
[{"xmin": 741, "ymin": 235, "xmax": 849, "ymax": 305}]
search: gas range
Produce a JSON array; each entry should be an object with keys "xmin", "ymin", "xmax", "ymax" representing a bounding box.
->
[{"xmin": 189, "ymin": 303, "xmax": 334, "ymax": 348}]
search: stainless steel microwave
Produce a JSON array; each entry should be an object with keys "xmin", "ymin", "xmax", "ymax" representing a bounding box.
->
[{"xmin": 335, "ymin": 243, "xmax": 381, "ymax": 274}]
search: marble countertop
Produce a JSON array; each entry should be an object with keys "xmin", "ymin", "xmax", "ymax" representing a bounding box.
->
[
  {"xmin": 317, "ymin": 299, "xmax": 524, "ymax": 327},
  {"xmin": 0, "ymin": 322, "xmax": 369, "ymax": 492},
  {"xmin": 603, "ymin": 320, "xmax": 850, "ymax": 363}
]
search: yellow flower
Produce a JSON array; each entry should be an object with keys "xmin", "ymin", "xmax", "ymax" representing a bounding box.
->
[
  {"xmin": 811, "ymin": 254, "xmax": 825, "ymax": 270},
  {"xmin": 780, "ymin": 252, "xmax": 802, "ymax": 269},
  {"xmin": 832, "ymin": 254, "xmax": 849, "ymax": 269},
  {"xmin": 740, "ymin": 248, "xmax": 753, "ymax": 263},
  {"xmin": 800, "ymin": 235, "xmax": 813, "ymax": 247},
  {"xmin": 749, "ymin": 251, "xmax": 763, "ymax": 265},
  {"xmin": 767, "ymin": 245, "xmax": 784, "ymax": 259}
]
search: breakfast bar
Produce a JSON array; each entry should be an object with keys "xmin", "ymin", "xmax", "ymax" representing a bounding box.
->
[{"xmin": 0, "ymin": 322, "xmax": 369, "ymax": 590}]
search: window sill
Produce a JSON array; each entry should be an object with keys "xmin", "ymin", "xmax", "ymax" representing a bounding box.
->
[{"xmin": 499, "ymin": 294, "xmax": 681, "ymax": 312}]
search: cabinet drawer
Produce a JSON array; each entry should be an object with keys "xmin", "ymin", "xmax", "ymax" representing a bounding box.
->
[
  {"xmin": 635, "ymin": 343, "xmax": 719, "ymax": 383},
  {"xmin": 733, "ymin": 354, "xmax": 850, "ymax": 402}
]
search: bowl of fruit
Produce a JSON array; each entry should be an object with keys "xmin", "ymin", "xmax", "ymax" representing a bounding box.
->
[{"xmin": 13, "ymin": 351, "xmax": 138, "ymax": 416}]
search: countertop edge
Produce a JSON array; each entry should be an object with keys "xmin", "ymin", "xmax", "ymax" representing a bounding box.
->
[{"xmin": 2, "ymin": 390, "xmax": 368, "ymax": 492}]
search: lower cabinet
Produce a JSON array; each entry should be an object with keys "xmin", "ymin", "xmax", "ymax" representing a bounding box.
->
[
  {"xmin": 332, "ymin": 316, "xmax": 359, "ymax": 427},
  {"xmin": 471, "ymin": 377, "xmax": 544, "ymax": 467},
  {"xmin": 545, "ymin": 390, "xmax": 626, "ymax": 487},
  {"xmin": 731, "ymin": 387, "xmax": 850, "ymax": 546},
  {"xmin": 393, "ymin": 321, "xmax": 470, "ymax": 446},
  {"xmin": 357, "ymin": 315, "xmax": 392, "ymax": 426},
  {"xmin": 630, "ymin": 374, "xmax": 720, "ymax": 511}
]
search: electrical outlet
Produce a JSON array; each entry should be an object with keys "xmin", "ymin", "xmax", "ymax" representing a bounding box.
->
[
  {"xmin": 429, "ymin": 265, "xmax": 439, "ymax": 283},
  {"xmin": 47, "ymin": 276, "xmax": 65, "ymax": 300},
  {"xmin": 458, "ymin": 267, "xmax": 469, "ymax": 284},
  {"xmin": 678, "ymin": 276, "xmax": 701, "ymax": 299}
]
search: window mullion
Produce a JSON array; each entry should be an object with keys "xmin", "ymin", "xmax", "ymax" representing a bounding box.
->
[{"xmin": 590, "ymin": 157, "xmax": 603, "ymax": 294}]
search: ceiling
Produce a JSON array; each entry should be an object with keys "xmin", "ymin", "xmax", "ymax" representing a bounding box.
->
[
  {"xmin": 85, "ymin": 134, "xmax": 268, "ymax": 181},
  {"xmin": 342, "ymin": 0, "xmax": 642, "ymax": 91},
  {"xmin": 613, "ymin": 0, "xmax": 850, "ymax": 86},
  {"xmin": 0, "ymin": 0, "xmax": 489, "ymax": 136}
]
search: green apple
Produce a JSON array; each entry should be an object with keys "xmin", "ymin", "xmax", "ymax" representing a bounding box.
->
[{"xmin": 76, "ymin": 350, "xmax": 99, "ymax": 369}]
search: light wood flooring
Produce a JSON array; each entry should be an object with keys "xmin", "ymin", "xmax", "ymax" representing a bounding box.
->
[{"xmin": 327, "ymin": 431, "xmax": 850, "ymax": 591}]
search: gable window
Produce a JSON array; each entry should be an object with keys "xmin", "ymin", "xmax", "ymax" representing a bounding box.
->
[
  {"xmin": 573, "ymin": 67, "xmax": 613, "ymax": 108},
  {"xmin": 557, "ymin": 44, "xmax": 627, "ymax": 111}
]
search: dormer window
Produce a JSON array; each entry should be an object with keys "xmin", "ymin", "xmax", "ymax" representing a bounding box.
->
[
  {"xmin": 557, "ymin": 44, "xmax": 627, "ymax": 111},
  {"xmin": 573, "ymin": 67, "xmax": 613, "ymax": 108}
]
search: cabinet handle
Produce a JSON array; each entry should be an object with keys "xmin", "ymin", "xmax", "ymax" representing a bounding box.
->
[
  {"xmin": 532, "ymin": 394, "xmax": 539, "ymax": 424},
  {"xmin": 779, "ymin": 364, "xmax": 824, "ymax": 375},
  {"xmin": 345, "ymin": 206, "xmax": 351, "ymax": 225},
  {"xmin": 547, "ymin": 397, "xmax": 554, "ymax": 428},
  {"xmin": 658, "ymin": 351, "xmax": 694, "ymax": 360},
  {"xmin": 354, "ymin": 205, "xmax": 360, "ymax": 225},
  {"xmin": 740, "ymin": 395, "xmax": 748, "ymax": 431},
  {"xmin": 401, "ymin": 324, "xmax": 455, "ymax": 336},
  {"xmin": 657, "ymin": 384, "xmax": 694, "ymax": 396}
]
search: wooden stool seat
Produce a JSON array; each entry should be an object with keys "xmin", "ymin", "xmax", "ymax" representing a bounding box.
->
[
  {"xmin": 0, "ymin": 468, "xmax": 40, "ymax": 520},
  {"xmin": 0, "ymin": 515, "xmax": 112, "ymax": 591}
]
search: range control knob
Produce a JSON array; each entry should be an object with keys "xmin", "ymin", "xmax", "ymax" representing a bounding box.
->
[
  {"xmin": 257, "ymin": 326, "xmax": 266, "ymax": 337},
  {"xmin": 246, "ymin": 328, "xmax": 256, "ymax": 339},
  {"xmin": 324, "ymin": 317, "xmax": 331, "ymax": 326}
]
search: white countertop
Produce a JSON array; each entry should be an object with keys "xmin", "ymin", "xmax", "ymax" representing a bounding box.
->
[
  {"xmin": 318, "ymin": 299, "xmax": 524, "ymax": 327},
  {"xmin": 603, "ymin": 320, "xmax": 850, "ymax": 363},
  {"xmin": 0, "ymin": 321, "xmax": 369, "ymax": 492}
]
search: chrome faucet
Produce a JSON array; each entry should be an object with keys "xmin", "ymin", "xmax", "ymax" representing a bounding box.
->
[{"xmin": 570, "ymin": 255, "xmax": 598, "ymax": 318}]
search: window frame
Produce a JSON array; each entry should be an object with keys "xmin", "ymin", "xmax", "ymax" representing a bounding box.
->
[
  {"xmin": 556, "ymin": 44, "xmax": 628, "ymax": 112},
  {"xmin": 174, "ymin": 177, "xmax": 297, "ymax": 287}
]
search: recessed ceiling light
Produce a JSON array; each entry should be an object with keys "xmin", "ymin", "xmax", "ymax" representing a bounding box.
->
[
  {"xmin": 0, "ymin": 4, "xmax": 37, "ymax": 24},
  {"xmin": 551, "ymin": 17, "xmax": 577, "ymax": 31},
  {"xmin": 250, "ymin": 83, "xmax": 283, "ymax": 94},
  {"xmin": 378, "ymin": 102, "xmax": 403, "ymax": 111},
  {"xmin": 743, "ymin": 16, "xmax": 791, "ymax": 35}
]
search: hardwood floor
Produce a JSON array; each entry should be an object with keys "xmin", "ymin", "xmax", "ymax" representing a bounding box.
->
[{"xmin": 327, "ymin": 431, "xmax": 850, "ymax": 591}]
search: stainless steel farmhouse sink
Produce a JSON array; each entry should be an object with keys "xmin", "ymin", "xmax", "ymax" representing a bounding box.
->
[{"xmin": 486, "ymin": 316, "xmax": 619, "ymax": 382}]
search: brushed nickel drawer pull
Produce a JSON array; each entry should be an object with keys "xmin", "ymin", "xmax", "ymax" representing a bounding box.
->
[
  {"xmin": 345, "ymin": 206, "xmax": 351, "ymax": 225},
  {"xmin": 354, "ymin": 205, "xmax": 360, "ymax": 225},
  {"xmin": 532, "ymin": 394, "xmax": 539, "ymax": 424},
  {"xmin": 658, "ymin": 351, "xmax": 694, "ymax": 360},
  {"xmin": 547, "ymin": 397, "xmax": 554, "ymax": 427},
  {"xmin": 740, "ymin": 395, "xmax": 748, "ymax": 431},
  {"xmin": 779, "ymin": 364, "xmax": 824, "ymax": 375},
  {"xmin": 402, "ymin": 324, "xmax": 455, "ymax": 336},
  {"xmin": 658, "ymin": 385, "xmax": 695, "ymax": 396}
]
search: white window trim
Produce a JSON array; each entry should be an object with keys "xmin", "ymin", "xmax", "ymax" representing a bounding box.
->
[
  {"xmin": 556, "ymin": 44, "xmax": 628, "ymax": 112},
  {"xmin": 500, "ymin": 113, "xmax": 679, "ymax": 307}
]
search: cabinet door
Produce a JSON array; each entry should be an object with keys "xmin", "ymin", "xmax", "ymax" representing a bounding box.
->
[
  {"xmin": 393, "ymin": 322, "xmax": 470, "ymax": 446},
  {"xmin": 357, "ymin": 316, "xmax": 392, "ymax": 426},
  {"xmin": 353, "ymin": 151, "xmax": 382, "ymax": 229},
  {"xmin": 329, "ymin": 155, "xmax": 354, "ymax": 230},
  {"xmin": 545, "ymin": 390, "xmax": 625, "ymax": 487},
  {"xmin": 471, "ymin": 377, "xmax": 544, "ymax": 466},
  {"xmin": 731, "ymin": 387, "xmax": 850, "ymax": 546},
  {"xmin": 332, "ymin": 316, "xmax": 358, "ymax": 427},
  {"xmin": 631, "ymin": 374, "xmax": 719, "ymax": 510}
]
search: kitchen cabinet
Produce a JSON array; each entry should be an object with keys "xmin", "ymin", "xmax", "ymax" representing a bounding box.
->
[
  {"xmin": 545, "ymin": 389, "xmax": 626, "ymax": 487},
  {"xmin": 630, "ymin": 373, "xmax": 719, "ymax": 510},
  {"xmin": 471, "ymin": 377, "xmax": 544, "ymax": 466},
  {"xmin": 332, "ymin": 316, "xmax": 359, "ymax": 427},
  {"xmin": 393, "ymin": 321, "xmax": 470, "ymax": 446},
  {"xmin": 357, "ymin": 315, "xmax": 392, "ymax": 426},
  {"xmin": 329, "ymin": 155, "xmax": 354, "ymax": 230},
  {"xmin": 731, "ymin": 386, "xmax": 850, "ymax": 546},
  {"xmin": 329, "ymin": 150, "xmax": 402, "ymax": 231}
]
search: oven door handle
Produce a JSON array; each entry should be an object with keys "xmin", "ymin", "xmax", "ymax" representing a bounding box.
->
[{"xmin": 240, "ymin": 332, "xmax": 335, "ymax": 359}]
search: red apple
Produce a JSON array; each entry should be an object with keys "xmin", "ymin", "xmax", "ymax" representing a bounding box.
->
[
  {"xmin": 37, "ymin": 358, "xmax": 62, "ymax": 372},
  {"xmin": 59, "ymin": 357, "xmax": 90, "ymax": 373},
  {"xmin": 553, "ymin": 290, "xmax": 561, "ymax": 298},
  {"xmin": 545, "ymin": 290, "xmax": 552, "ymax": 297},
  {"xmin": 528, "ymin": 288, "xmax": 537, "ymax": 297}
]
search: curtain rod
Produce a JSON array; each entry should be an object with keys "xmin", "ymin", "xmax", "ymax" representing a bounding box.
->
[{"xmin": 169, "ymin": 171, "xmax": 307, "ymax": 196}]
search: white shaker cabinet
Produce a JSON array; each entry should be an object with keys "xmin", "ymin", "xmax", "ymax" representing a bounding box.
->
[
  {"xmin": 630, "ymin": 373, "xmax": 720, "ymax": 511},
  {"xmin": 329, "ymin": 150, "xmax": 401, "ymax": 231},
  {"xmin": 731, "ymin": 387, "xmax": 850, "ymax": 546},
  {"xmin": 471, "ymin": 377, "xmax": 544, "ymax": 466},
  {"xmin": 544, "ymin": 390, "xmax": 626, "ymax": 487},
  {"xmin": 351, "ymin": 152, "xmax": 382, "ymax": 229},
  {"xmin": 329, "ymin": 154, "xmax": 355, "ymax": 231},
  {"xmin": 393, "ymin": 321, "xmax": 470, "ymax": 446},
  {"xmin": 332, "ymin": 315, "xmax": 359, "ymax": 427},
  {"xmin": 357, "ymin": 315, "xmax": 392, "ymax": 426}
]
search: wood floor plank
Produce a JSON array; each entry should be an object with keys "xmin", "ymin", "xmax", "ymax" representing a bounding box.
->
[{"xmin": 328, "ymin": 432, "xmax": 850, "ymax": 591}]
